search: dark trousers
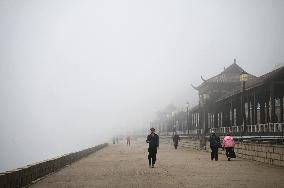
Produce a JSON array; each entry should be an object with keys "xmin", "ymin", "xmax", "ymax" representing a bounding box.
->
[
  {"xmin": 174, "ymin": 141, "xmax": 178, "ymax": 149},
  {"xmin": 210, "ymin": 146, "xmax": 218, "ymax": 161},
  {"xmin": 148, "ymin": 147, "xmax": 157, "ymax": 165},
  {"xmin": 225, "ymin": 147, "xmax": 234, "ymax": 158}
]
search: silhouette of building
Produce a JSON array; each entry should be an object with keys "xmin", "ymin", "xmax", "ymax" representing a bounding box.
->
[{"xmin": 159, "ymin": 59, "xmax": 284, "ymax": 136}]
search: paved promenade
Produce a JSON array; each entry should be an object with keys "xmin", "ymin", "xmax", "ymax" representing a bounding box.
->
[{"xmin": 31, "ymin": 139, "xmax": 284, "ymax": 188}]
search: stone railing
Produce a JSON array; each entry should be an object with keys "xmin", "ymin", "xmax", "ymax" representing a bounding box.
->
[
  {"xmin": 209, "ymin": 123, "xmax": 284, "ymax": 134},
  {"xmin": 160, "ymin": 136, "xmax": 284, "ymax": 167},
  {"xmin": 0, "ymin": 143, "xmax": 108, "ymax": 188},
  {"xmin": 234, "ymin": 141, "xmax": 284, "ymax": 167}
]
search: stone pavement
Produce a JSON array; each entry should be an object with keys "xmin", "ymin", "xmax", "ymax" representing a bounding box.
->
[{"xmin": 30, "ymin": 139, "xmax": 284, "ymax": 188}]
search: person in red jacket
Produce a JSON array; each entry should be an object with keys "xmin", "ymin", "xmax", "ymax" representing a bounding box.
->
[{"xmin": 223, "ymin": 133, "xmax": 236, "ymax": 161}]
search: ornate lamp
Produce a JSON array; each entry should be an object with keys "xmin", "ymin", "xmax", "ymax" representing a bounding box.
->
[{"xmin": 240, "ymin": 70, "xmax": 248, "ymax": 82}]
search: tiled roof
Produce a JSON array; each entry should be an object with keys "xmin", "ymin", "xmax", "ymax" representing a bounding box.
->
[
  {"xmin": 197, "ymin": 62, "xmax": 256, "ymax": 89},
  {"xmin": 216, "ymin": 65, "xmax": 284, "ymax": 102}
]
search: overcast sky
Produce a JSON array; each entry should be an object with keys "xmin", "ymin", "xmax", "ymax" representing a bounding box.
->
[{"xmin": 1, "ymin": 0, "xmax": 284, "ymax": 171}]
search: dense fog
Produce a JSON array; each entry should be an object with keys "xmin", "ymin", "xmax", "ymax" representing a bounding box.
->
[{"xmin": 1, "ymin": 0, "xmax": 284, "ymax": 172}]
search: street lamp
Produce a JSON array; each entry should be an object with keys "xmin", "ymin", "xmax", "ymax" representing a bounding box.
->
[
  {"xmin": 172, "ymin": 111, "xmax": 176, "ymax": 134},
  {"xmin": 240, "ymin": 70, "xmax": 248, "ymax": 133},
  {"xmin": 166, "ymin": 114, "xmax": 170, "ymax": 136}
]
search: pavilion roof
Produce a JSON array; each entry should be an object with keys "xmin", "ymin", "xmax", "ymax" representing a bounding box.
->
[
  {"xmin": 194, "ymin": 61, "xmax": 256, "ymax": 91},
  {"xmin": 216, "ymin": 65, "xmax": 284, "ymax": 102}
]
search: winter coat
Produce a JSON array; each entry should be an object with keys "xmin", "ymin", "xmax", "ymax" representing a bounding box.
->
[
  {"xmin": 146, "ymin": 133, "xmax": 159, "ymax": 148},
  {"xmin": 173, "ymin": 134, "xmax": 180, "ymax": 144},
  {"xmin": 209, "ymin": 134, "xmax": 221, "ymax": 148},
  {"xmin": 223, "ymin": 136, "xmax": 235, "ymax": 148}
]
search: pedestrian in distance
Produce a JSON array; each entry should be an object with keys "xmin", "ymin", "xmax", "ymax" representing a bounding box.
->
[
  {"xmin": 146, "ymin": 128, "xmax": 159, "ymax": 168},
  {"xmin": 172, "ymin": 132, "xmax": 181, "ymax": 149},
  {"xmin": 223, "ymin": 133, "xmax": 236, "ymax": 161},
  {"xmin": 126, "ymin": 136, "xmax": 131, "ymax": 146},
  {"xmin": 209, "ymin": 130, "xmax": 221, "ymax": 161}
]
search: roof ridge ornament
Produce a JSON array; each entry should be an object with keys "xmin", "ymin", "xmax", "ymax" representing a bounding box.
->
[
  {"xmin": 201, "ymin": 75, "xmax": 207, "ymax": 82},
  {"xmin": 191, "ymin": 84, "xmax": 199, "ymax": 90}
]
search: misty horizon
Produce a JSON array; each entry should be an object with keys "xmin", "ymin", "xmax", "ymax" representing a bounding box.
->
[{"xmin": 1, "ymin": 0, "xmax": 284, "ymax": 172}]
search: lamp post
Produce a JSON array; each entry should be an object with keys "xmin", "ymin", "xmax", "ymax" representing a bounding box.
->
[
  {"xmin": 240, "ymin": 70, "xmax": 248, "ymax": 133},
  {"xmin": 166, "ymin": 114, "xmax": 170, "ymax": 136},
  {"xmin": 202, "ymin": 93, "xmax": 210, "ymax": 135},
  {"xmin": 172, "ymin": 111, "xmax": 176, "ymax": 134}
]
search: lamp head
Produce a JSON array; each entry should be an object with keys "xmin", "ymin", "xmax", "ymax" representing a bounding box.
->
[{"xmin": 240, "ymin": 70, "xmax": 248, "ymax": 82}]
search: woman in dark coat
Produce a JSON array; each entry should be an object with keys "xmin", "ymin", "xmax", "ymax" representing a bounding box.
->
[{"xmin": 209, "ymin": 131, "xmax": 221, "ymax": 161}]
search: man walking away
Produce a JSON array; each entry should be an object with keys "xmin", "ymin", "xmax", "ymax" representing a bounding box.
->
[
  {"xmin": 209, "ymin": 131, "xmax": 221, "ymax": 161},
  {"xmin": 172, "ymin": 132, "xmax": 180, "ymax": 149},
  {"xmin": 146, "ymin": 128, "xmax": 159, "ymax": 168},
  {"xmin": 223, "ymin": 133, "xmax": 236, "ymax": 161}
]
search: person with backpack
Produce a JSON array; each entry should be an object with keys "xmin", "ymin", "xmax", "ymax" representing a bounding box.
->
[
  {"xmin": 223, "ymin": 133, "xmax": 236, "ymax": 161},
  {"xmin": 209, "ymin": 131, "xmax": 221, "ymax": 161}
]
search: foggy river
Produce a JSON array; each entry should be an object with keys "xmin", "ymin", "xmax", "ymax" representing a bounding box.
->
[{"xmin": 0, "ymin": 131, "xmax": 106, "ymax": 172}]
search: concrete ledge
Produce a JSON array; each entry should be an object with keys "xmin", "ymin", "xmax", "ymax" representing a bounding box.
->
[{"xmin": 0, "ymin": 143, "xmax": 108, "ymax": 188}]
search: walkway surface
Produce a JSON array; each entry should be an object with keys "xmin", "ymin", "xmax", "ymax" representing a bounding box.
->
[{"xmin": 31, "ymin": 139, "xmax": 284, "ymax": 188}]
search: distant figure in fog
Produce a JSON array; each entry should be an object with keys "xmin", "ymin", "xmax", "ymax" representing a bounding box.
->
[
  {"xmin": 126, "ymin": 136, "xmax": 131, "ymax": 146},
  {"xmin": 209, "ymin": 131, "xmax": 221, "ymax": 161},
  {"xmin": 223, "ymin": 133, "xmax": 236, "ymax": 161},
  {"xmin": 113, "ymin": 137, "xmax": 116, "ymax": 144},
  {"xmin": 172, "ymin": 132, "xmax": 180, "ymax": 149},
  {"xmin": 146, "ymin": 128, "xmax": 159, "ymax": 168}
]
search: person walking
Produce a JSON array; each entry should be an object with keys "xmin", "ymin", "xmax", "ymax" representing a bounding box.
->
[
  {"xmin": 172, "ymin": 132, "xmax": 180, "ymax": 149},
  {"xmin": 146, "ymin": 128, "xmax": 159, "ymax": 168},
  {"xmin": 126, "ymin": 136, "xmax": 131, "ymax": 146},
  {"xmin": 209, "ymin": 131, "xmax": 221, "ymax": 161},
  {"xmin": 223, "ymin": 133, "xmax": 236, "ymax": 161}
]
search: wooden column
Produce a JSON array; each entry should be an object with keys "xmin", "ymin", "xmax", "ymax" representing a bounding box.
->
[
  {"xmin": 195, "ymin": 113, "xmax": 197, "ymax": 129},
  {"xmin": 280, "ymin": 97, "xmax": 283, "ymax": 123},
  {"xmin": 221, "ymin": 106, "xmax": 225, "ymax": 127},
  {"xmin": 251, "ymin": 95, "xmax": 255, "ymax": 125},
  {"xmin": 189, "ymin": 112, "xmax": 192, "ymax": 131},
  {"xmin": 270, "ymin": 84, "xmax": 276, "ymax": 123},
  {"xmin": 236, "ymin": 95, "xmax": 241, "ymax": 126},
  {"xmin": 247, "ymin": 99, "xmax": 251, "ymax": 125},
  {"xmin": 204, "ymin": 108, "xmax": 208, "ymax": 134},
  {"xmin": 196, "ymin": 113, "xmax": 198, "ymax": 129},
  {"xmin": 214, "ymin": 111, "xmax": 218, "ymax": 128},
  {"xmin": 230, "ymin": 99, "xmax": 234, "ymax": 127},
  {"xmin": 260, "ymin": 98, "xmax": 265, "ymax": 124},
  {"xmin": 226, "ymin": 103, "xmax": 230, "ymax": 127},
  {"xmin": 194, "ymin": 113, "xmax": 196, "ymax": 129},
  {"xmin": 252, "ymin": 92, "xmax": 257, "ymax": 125},
  {"xmin": 265, "ymin": 98, "xmax": 270, "ymax": 123},
  {"xmin": 242, "ymin": 93, "xmax": 247, "ymax": 130}
]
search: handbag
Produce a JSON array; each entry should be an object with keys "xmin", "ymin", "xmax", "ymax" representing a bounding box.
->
[
  {"xmin": 217, "ymin": 141, "xmax": 222, "ymax": 148},
  {"xmin": 230, "ymin": 150, "xmax": 236, "ymax": 158}
]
